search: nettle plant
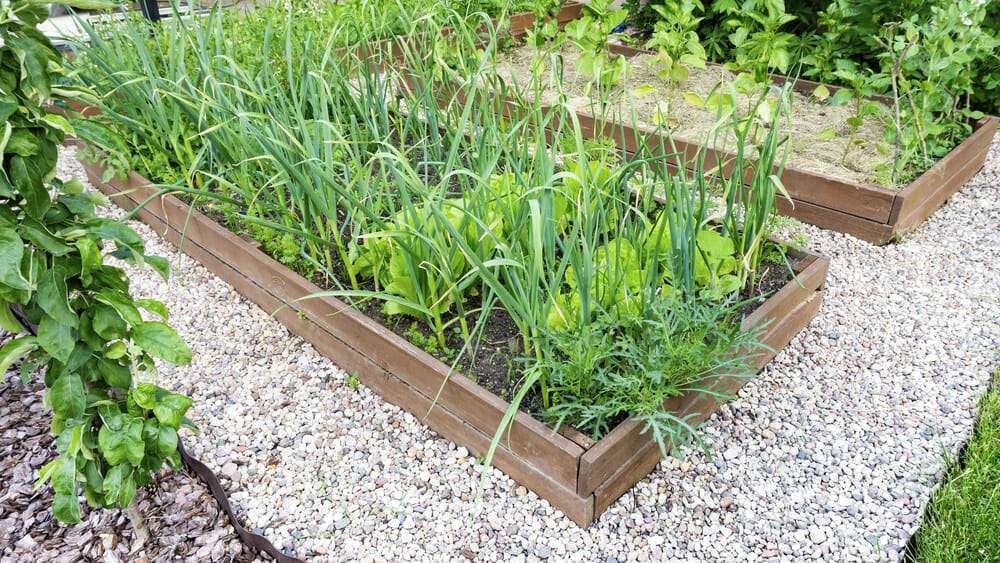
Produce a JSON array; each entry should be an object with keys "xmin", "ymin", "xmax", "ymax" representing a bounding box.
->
[
  {"xmin": 877, "ymin": 1, "xmax": 996, "ymax": 183},
  {"xmin": 525, "ymin": 0, "xmax": 565, "ymax": 49},
  {"xmin": 0, "ymin": 0, "xmax": 194, "ymax": 526},
  {"xmin": 711, "ymin": 0, "xmax": 798, "ymax": 82}
]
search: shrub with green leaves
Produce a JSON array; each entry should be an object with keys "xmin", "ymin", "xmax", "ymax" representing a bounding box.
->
[
  {"xmin": 1, "ymin": 0, "xmax": 194, "ymax": 524},
  {"xmin": 630, "ymin": 0, "xmax": 998, "ymax": 178}
]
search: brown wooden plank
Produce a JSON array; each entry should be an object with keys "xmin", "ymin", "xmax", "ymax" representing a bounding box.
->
[
  {"xmin": 591, "ymin": 290, "xmax": 824, "ymax": 516},
  {"xmin": 83, "ymin": 159, "xmax": 586, "ymax": 490},
  {"xmin": 776, "ymin": 196, "xmax": 894, "ymax": 244},
  {"xmin": 509, "ymin": 1, "xmax": 583, "ymax": 33},
  {"xmin": 894, "ymin": 145, "xmax": 993, "ymax": 237},
  {"xmin": 891, "ymin": 116, "xmax": 998, "ymax": 234},
  {"xmin": 576, "ymin": 254, "xmax": 827, "ymax": 497},
  {"xmin": 742, "ymin": 254, "xmax": 828, "ymax": 333}
]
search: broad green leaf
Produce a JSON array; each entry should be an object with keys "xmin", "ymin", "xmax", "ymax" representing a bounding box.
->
[
  {"xmin": 144, "ymin": 255, "xmax": 170, "ymax": 281},
  {"xmin": 51, "ymin": 456, "xmax": 77, "ymax": 495},
  {"xmin": 92, "ymin": 303, "xmax": 127, "ymax": 340},
  {"xmin": 76, "ymin": 238, "xmax": 102, "ymax": 285},
  {"xmin": 0, "ymin": 228, "xmax": 29, "ymax": 290},
  {"xmin": 37, "ymin": 267, "xmax": 78, "ymax": 328},
  {"xmin": 6, "ymin": 129, "xmax": 39, "ymax": 157},
  {"xmin": 84, "ymin": 460, "xmax": 104, "ymax": 496},
  {"xmin": 0, "ymin": 336, "xmax": 38, "ymax": 376},
  {"xmin": 49, "ymin": 373, "xmax": 86, "ymax": 419},
  {"xmin": 682, "ymin": 92, "xmax": 705, "ymax": 108},
  {"xmin": 102, "ymin": 464, "xmax": 127, "ymax": 504},
  {"xmin": 136, "ymin": 299, "xmax": 168, "ymax": 320},
  {"xmin": 157, "ymin": 426, "xmax": 178, "ymax": 457},
  {"xmin": 66, "ymin": 424, "xmax": 85, "ymax": 457},
  {"xmin": 41, "ymin": 114, "xmax": 74, "ymax": 135},
  {"xmin": 0, "ymin": 303, "xmax": 25, "ymax": 333},
  {"xmin": 95, "ymin": 290, "xmax": 142, "ymax": 326},
  {"xmin": 817, "ymin": 128, "xmax": 837, "ymax": 141},
  {"xmin": 631, "ymin": 85, "xmax": 656, "ymax": 97},
  {"xmin": 104, "ymin": 341, "xmax": 127, "ymax": 359},
  {"xmin": 153, "ymin": 393, "xmax": 193, "ymax": 429},
  {"xmin": 0, "ymin": 95, "xmax": 17, "ymax": 124},
  {"xmin": 132, "ymin": 322, "xmax": 191, "ymax": 365},
  {"xmin": 132, "ymin": 383, "xmax": 157, "ymax": 410},
  {"xmin": 118, "ymin": 471, "xmax": 136, "ymax": 508},
  {"xmin": 97, "ymin": 358, "xmax": 132, "ymax": 388},
  {"xmin": 98, "ymin": 419, "xmax": 144, "ymax": 466},
  {"xmin": 19, "ymin": 217, "xmax": 73, "ymax": 256},
  {"xmin": 38, "ymin": 315, "xmax": 75, "ymax": 363},
  {"xmin": 52, "ymin": 492, "xmax": 82, "ymax": 524},
  {"xmin": 812, "ymin": 84, "xmax": 830, "ymax": 101},
  {"xmin": 86, "ymin": 219, "xmax": 144, "ymax": 256},
  {"xmin": 34, "ymin": 458, "xmax": 58, "ymax": 490}
]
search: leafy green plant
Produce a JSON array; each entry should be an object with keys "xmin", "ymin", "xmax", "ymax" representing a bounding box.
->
[
  {"xmin": 525, "ymin": 0, "xmax": 565, "ymax": 49},
  {"xmin": 874, "ymin": 1, "xmax": 995, "ymax": 184},
  {"xmin": 540, "ymin": 297, "xmax": 761, "ymax": 452},
  {"xmin": 643, "ymin": 0, "xmax": 708, "ymax": 128},
  {"xmin": 709, "ymin": 0, "xmax": 799, "ymax": 80},
  {"xmin": 819, "ymin": 61, "xmax": 885, "ymax": 168},
  {"xmin": 564, "ymin": 0, "xmax": 629, "ymax": 93},
  {"xmin": 1, "ymin": 0, "xmax": 193, "ymax": 527}
]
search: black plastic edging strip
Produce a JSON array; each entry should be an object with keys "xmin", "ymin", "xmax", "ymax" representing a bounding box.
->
[{"xmin": 177, "ymin": 441, "xmax": 306, "ymax": 563}]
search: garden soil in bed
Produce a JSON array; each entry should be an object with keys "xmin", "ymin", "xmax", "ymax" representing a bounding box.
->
[
  {"xmin": 362, "ymin": 252, "xmax": 792, "ymax": 426},
  {"xmin": 494, "ymin": 43, "xmax": 894, "ymax": 187}
]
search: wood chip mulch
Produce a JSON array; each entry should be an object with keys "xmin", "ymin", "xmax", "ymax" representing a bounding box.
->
[{"xmin": 0, "ymin": 338, "xmax": 260, "ymax": 563}]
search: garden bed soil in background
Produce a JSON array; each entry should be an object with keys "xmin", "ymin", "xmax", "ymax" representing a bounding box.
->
[
  {"xmin": 79, "ymin": 155, "xmax": 827, "ymax": 526},
  {"xmin": 495, "ymin": 43, "xmax": 891, "ymax": 187}
]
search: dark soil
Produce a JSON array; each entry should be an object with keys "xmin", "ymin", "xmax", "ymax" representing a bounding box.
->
[{"xmin": 738, "ymin": 254, "xmax": 797, "ymax": 318}]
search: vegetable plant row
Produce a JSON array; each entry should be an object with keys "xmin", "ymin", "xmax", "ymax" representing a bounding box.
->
[
  {"xmin": 62, "ymin": 0, "xmax": 832, "ymax": 525},
  {"xmin": 472, "ymin": 0, "xmax": 997, "ymax": 244}
]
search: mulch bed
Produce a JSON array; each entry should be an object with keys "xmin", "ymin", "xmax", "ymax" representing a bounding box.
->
[{"xmin": 0, "ymin": 336, "xmax": 258, "ymax": 563}]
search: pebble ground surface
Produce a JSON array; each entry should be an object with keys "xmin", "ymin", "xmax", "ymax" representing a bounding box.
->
[{"xmin": 21, "ymin": 145, "xmax": 1000, "ymax": 561}]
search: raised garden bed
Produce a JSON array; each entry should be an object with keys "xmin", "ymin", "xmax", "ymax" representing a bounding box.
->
[
  {"xmin": 80, "ymin": 156, "xmax": 828, "ymax": 526},
  {"xmin": 476, "ymin": 41, "xmax": 998, "ymax": 245}
]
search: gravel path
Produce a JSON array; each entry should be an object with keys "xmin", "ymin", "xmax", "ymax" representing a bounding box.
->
[{"xmin": 51, "ymin": 143, "xmax": 1000, "ymax": 562}]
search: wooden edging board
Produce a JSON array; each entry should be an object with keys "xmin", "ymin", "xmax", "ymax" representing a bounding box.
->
[
  {"xmin": 454, "ymin": 35, "xmax": 998, "ymax": 244},
  {"xmin": 80, "ymin": 155, "xmax": 827, "ymax": 526}
]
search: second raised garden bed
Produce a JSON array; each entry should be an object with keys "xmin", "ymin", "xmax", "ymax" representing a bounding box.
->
[
  {"xmin": 474, "ymin": 40, "xmax": 998, "ymax": 245},
  {"xmin": 80, "ymin": 156, "xmax": 828, "ymax": 526}
]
